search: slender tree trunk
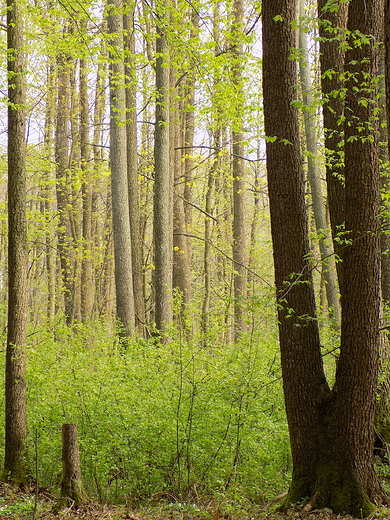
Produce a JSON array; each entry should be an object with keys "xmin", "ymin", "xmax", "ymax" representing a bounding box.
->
[
  {"xmin": 317, "ymin": 0, "xmax": 347, "ymax": 297},
  {"xmin": 201, "ymin": 128, "xmax": 219, "ymax": 342},
  {"xmin": 231, "ymin": 0, "xmax": 247, "ymax": 341},
  {"xmin": 154, "ymin": 4, "xmax": 173, "ymax": 332},
  {"xmin": 43, "ymin": 60, "xmax": 57, "ymax": 320},
  {"xmin": 4, "ymin": 0, "xmax": 28, "ymax": 484},
  {"xmin": 298, "ymin": 0, "xmax": 340, "ymax": 325},
  {"xmin": 172, "ymin": 79, "xmax": 192, "ymax": 314},
  {"xmin": 55, "ymin": 38, "xmax": 74, "ymax": 325},
  {"xmin": 80, "ymin": 57, "xmax": 94, "ymax": 322},
  {"xmin": 124, "ymin": 5, "xmax": 145, "ymax": 334},
  {"xmin": 107, "ymin": 0, "xmax": 135, "ymax": 338},
  {"xmin": 182, "ymin": 10, "xmax": 198, "ymax": 260},
  {"xmin": 92, "ymin": 56, "xmax": 106, "ymax": 318}
]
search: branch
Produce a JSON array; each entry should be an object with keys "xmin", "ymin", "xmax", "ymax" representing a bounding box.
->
[{"xmin": 174, "ymin": 232, "xmax": 272, "ymax": 286}]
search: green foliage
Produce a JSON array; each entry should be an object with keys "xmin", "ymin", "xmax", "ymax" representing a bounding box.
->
[{"xmin": 0, "ymin": 320, "xmax": 290, "ymax": 505}]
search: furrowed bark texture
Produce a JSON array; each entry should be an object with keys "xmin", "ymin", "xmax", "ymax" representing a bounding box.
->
[
  {"xmin": 262, "ymin": 0, "xmax": 327, "ymax": 496},
  {"xmin": 107, "ymin": 0, "xmax": 135, "ymax": 337},
  {"xmin": 4, "ymin": 0, "xmax": 28, "ymax": 484},
  {"xmin": 60, "ymin": 424, "xmax": 86, "ymax": 506},
  {"xmin": 154, "ymin": 9, "xmax": 173, "ymax": 332},
  {"xmin": 263, "ymin": 0, "xmax": 385, "ymax": 515}
]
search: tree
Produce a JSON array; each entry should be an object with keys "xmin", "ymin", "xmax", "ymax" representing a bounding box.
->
[
  {"xmin": 317, "ymin": 0, "xmax": 347, "ymax": 295},
  {"xmin": 55, "ymin": 26, "xmax": 75, "ymax": 325},
  {"xmin": 231, "ymin": 0, "xmax": 247, "ymax": 340},
  {"xmin": 4, "ymin": 0, "xmax": 28, "ymax": 484},
  {"xmin": 298, "ymin": 0, "xmax": 340, "ymax": 325},
  {"xmin": 107, "ymin": 0, "xmax": 135, "ymax": 338},
  {"xmin": 80, "ymin": 54, "xmax": 95, "ymax": 322},
  {"xmin": 124, "ymin": 3, "xmax": 146, "ymax": 333},
  {"xmin": 262, "ymin": 0, "xmax": 385, "ymax": 515},
  {"xmin": 154, "ymin": 0, "xmax": 173, "ymax": 332}
]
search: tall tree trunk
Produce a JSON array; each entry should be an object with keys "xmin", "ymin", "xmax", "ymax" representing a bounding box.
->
[
  {"xmin": 80, "ymin": 57, "xmax": 94, "ymax": 322},
  {"xmin": 317, "ymin": 0, "xmax": 347, "ymax": 297},
  {"xmin": 107, "ymin": 0, "xmax": 135, "ymax": 338},
  {"xmin": 298, "ymin": 0, "xmax": 340, "ymax": 326},
  {"xmin": 124, "ymin": 5, "xmax": 145, "ymax": 334},
  {"xmin": 172, "ymin": 81, "xmax": 192, "ymax": 315},
  {"xmin": 43, "ymin": 60, "xmax": 57, "ymax": 320},
  {"xmin": 263, "ymin": 0, "xmax": 384, "ymax": 515},
  {"xmin": 92, "ymin": 56, "xmax": 106, "ymax": 318},
  {"xmin": 316, "ymin": 1, "xmax": 384, "ymax": 513},
  {"xmin": 154, "ymin": 4, "xmax": 173, "ymax": 332},
  {"xmin": 231, "ymin": 0, "xmax": 247, "ymax": 341},
  {"xmin": 263, "ymin": 0, "xmax": 326, "ymax": 504},
  {"xmin": 4, "ymin": 0, "xmax": 28, "ymax": 484},
  {"xmin": 201, "ymin": 127, "xmax": 220, "ymax": 343},
  {"xmin": 55, "ymin": 40, "xmax": 74, "ymax": 325},
  {"xmin": 384, "ymin": 1, "xmax": 390, "ymax": 305}
]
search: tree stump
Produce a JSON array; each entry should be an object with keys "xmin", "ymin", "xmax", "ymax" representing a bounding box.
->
[{"xmin": 58, "ymin": 424, "xmax": 86, "ymax": 508}]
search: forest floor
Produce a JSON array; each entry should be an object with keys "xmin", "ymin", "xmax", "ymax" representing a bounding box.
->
[{"xmin": 0, "ymin": 485, "xmax": 389, "ymax": 520}]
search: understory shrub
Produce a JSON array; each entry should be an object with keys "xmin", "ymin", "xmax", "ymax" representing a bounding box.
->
[{"xmin": 0, "ymin": 318, "xmax": 290, "ymax": 504}]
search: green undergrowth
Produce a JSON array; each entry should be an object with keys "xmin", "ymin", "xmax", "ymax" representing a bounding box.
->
[{"xmin": 0, "ymin": 318, "xmax": 291, "ymax": 506}]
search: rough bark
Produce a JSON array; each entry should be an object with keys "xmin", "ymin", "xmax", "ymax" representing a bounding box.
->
[
  {"xmin": 107, "ymin": 0, "xmax": 135, "ymax": 338},
  {"xmin": 154, "ymin": 6, "xmax": 173, "ymax": 332},
  {"xmin": 231, "ymin": 0, "xmax": 247, "ymax": 341},
  {"xmin": 384, "ymin": 0, "xmax": 390, "ymax": 304},
  {"xmin": 55, "ymin": 40, "xmax": 74, "ymax": 325},
  {"xmin": 59, "ymin": 424, "xmax": 86, "ymax": 506},
  {"xmin": 172, "ymin": 79, "xmax": 192, "ymax": 315},
  {"xmin": 123, "ymin": 5, "xmax": 145, "ymax": 334},
  {"xmin": 263, "ymin": 0, "xmax": 327, "ymax": 504},
  {"xmin": 263, "ymin": 0, "xmax": 385, "ymax": 515},
  {"xmin": 4, "ymin": 0, "xmax": 28, "ymax": 484}
]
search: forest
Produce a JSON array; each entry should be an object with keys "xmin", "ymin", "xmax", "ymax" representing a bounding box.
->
[{"xmin": 2, "ymin": 0, "xmax": 390, "ymax": 518}]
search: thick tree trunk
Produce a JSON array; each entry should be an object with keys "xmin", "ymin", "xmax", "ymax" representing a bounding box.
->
[
  {"xmin": 59, "ymin": 424, "xmax": 86, "ymax": 506},
  {"xmin": 263, "ymin": 0, "xmax": 385, "ymax": 515},
  {"xmin": 4, "ymin": 0, "xmax": 28, "ymax": 484},
  {"xmin": 263, "ymin": 0, "xmax": 327, "ymax": 503},
  {"xmin": 384, "ymin": 0, "xmax": 390, "ymax": 304}
]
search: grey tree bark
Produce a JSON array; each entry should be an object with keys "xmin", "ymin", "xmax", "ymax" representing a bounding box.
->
[
  {"xmin": 107, "ymin": 0, "xmax": 135, "ymax": 338},
  {"xmin": 55, "ymin": 35, "xmax": 74, "ymax": 325},
  {"xmin": 231, "ymin": 0, "xmax": 247, "ymax": 341},
  {"xmin": 154, "ymin": 4, "xmax": 173, "ymax": 332},
  {"xmin": 123, "ymin": 5, "xmax": 145, "ymax": 334},
  {"xmin": 4, "ymin": 0, "xmax": 28, "ymax": 484},
  {"xmin": 80, "ymin": 57, "xmax": 95, "ymax": 322},
  {"xmin": 298, "ymin": 0, "xmax": 340, "ymax": 326}
]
